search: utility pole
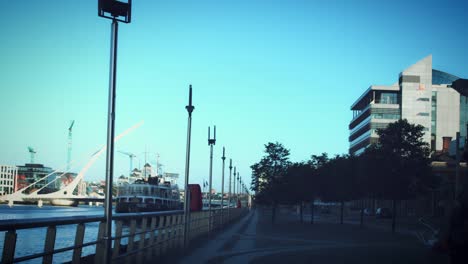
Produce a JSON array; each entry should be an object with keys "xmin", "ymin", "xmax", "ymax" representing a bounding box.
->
[{"xmin": 183, "ymin": 85, "xmax": 195, "ymax": 247}]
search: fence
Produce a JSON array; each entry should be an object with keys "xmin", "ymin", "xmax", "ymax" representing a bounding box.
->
[{"xmin": 0, "ymin": 207, "xmax": 248, "ymax": 263}]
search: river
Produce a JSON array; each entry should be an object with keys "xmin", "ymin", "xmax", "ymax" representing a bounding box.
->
[{"xmin": 0, "ymin": 204, "xmax": 115, "ymax": 263}]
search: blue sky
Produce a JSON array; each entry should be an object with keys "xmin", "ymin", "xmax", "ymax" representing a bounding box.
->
[{"xmin": 1, "ymin": 0, "xmax": 467, "ymax": 190}]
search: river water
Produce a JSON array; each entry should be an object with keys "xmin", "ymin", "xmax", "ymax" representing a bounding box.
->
[{"xmin": 0, "ymin": 204, "xmax": 112, "ymax": 263}]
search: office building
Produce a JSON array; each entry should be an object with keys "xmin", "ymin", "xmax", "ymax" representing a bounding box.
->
[
  {"xmin": 350, "ymin": 55, "xmax": 466, "ymax": 155},
  {"xmin": 0, "ymin": 165, "xmax": 17, "ymax": 195},
  {"xmin": 16, "ymin": 163, "xmax": 54, "ymax": 193}
]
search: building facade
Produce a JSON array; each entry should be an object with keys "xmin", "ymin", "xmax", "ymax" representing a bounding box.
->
[
  {"xmin": 0, "ymin": 165, "xmax": 17, "ymax": 195},
  {"xmin": 350, "ymin": 55, "xmax": 466, "ymax": 155},
  {"xmin": 16, "ymin": 163, "xmax": 54, "ymax": 193}
]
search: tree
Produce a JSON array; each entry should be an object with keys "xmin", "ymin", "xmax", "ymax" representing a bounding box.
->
[
  {"xmin": 307, "ymin": 153, "xmax": 329, "ymax": 224},
  {"xmin": 370, "ymin": 119, "xmax": 433, "ymax": 232},
  {"xmin": 283, "ymin": 162, "xmax": 314, "ymax": 222},
  {"xmin": 251, "ymin": 142, "xmax": 291, "ymax": 223},
  {"xmin": 320, "ymin": 154, "xmax": 360, "ymax": 224}
]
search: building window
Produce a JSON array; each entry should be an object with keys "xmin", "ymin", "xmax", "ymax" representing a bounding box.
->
[{"xmin": 418, "ymin": 112, "xmax": 430, "ymax": 116}]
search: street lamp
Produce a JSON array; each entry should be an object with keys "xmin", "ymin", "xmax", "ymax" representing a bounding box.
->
[
  {"xmin": 207, "ymin": 126, "xmax": 216, "ymax": 231},
  {"xmin": 99, "ymin": 0, "xmax": 132, "ymax": 23},
  {"xmin": 228, "ymin": 159, "xmax": 232, "ymax": 219},
  {"xmin": 221, "ymin": 147, "xmax": 226, "ymax": 224},
  {"xmin": 98, "ymin": 1, "xmax": 132, "ymax": 263},
  {"xmin": 183, "ymin": 85, "xmax": 194, "ymax": 247}
]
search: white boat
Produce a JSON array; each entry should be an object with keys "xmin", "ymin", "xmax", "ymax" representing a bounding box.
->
[{"xmin": 115, "ymin": 176, "xmax": 181, "ymax": 213}]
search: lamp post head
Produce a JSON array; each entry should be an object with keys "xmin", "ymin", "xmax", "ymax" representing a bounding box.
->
[
  {"xmin": 185, "ymin": 85, "xmax": 195, "ymax": 114},
  {"xmin": 98, "ymin": 0, "xmax": 132, "ymax": 23}
]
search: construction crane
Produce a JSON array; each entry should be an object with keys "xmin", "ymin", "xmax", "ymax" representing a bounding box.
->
[
  {"xmin": 118, "ymin": 151, "xmax": 136, "ymax": 176},
  {"xmin": 28, "ymin": 147, "xmax": 36, "ymax": 163},
  {"xmin": 67, "ymin": 120, "xmax": 75, "ymax": 171}
]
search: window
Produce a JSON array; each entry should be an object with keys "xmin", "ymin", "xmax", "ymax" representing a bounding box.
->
[
  {"xmin": 417, "ymin": 98, "xmax": 430, "ymax": 102},
  {"xmin": 418, "ymin": 113, "xmax": 430, "ymax": 116}
]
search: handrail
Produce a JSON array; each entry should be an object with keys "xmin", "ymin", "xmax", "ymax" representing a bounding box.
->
[
  {"xmin": 0, "ymin": 210, "xmax": 186, "ymax": 231},
  {"xmin": 0, "ymin": 207, "xmax": 249, "ymax": 263},
  {"xmin": 0, "ymin": 215, "xmax": 105, "ymax": 231}
]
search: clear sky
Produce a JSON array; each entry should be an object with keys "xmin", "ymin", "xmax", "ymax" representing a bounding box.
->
[{"xmin": 1, "ymin": 0, "xmax": 467, "ymax": 191}]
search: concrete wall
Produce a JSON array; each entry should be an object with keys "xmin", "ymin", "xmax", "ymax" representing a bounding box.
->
[
  {"xmin": 401, "ymin": 55, "xmax": 433, "ymax": 146},
  {"xmin": 435, "ymin": 85, "xmax": 460, "ymax": 150}
]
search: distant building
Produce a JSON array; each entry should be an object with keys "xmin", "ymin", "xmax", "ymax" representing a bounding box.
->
[
  {"xmin": 0, "ymin": 165, "xmax": 17, "ymax": 195},
  {"xmin": 16, "ymin": 163, "xmax": 53, "ymax": 193},
  {"xmin": 350, "ymin": 55, "xmax": 467, "ymax": 155},
  {"xmin": 78, "ymin": 180, "xmax": 87, "ymax": 196},
  {"xmin": 117, "ymin": 175, "xmax": 129, "ymax": 185},
  {"xmin": 142, "ymin": 163, "xmax": 152, "ymax": 180},
  {"xmin": 129, "ymin": 168, "xmax": 142, "ymax": 183}
]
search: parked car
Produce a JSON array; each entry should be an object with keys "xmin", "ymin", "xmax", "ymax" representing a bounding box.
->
[{"xmin": 376, "ymin": 207, "xmax": 392, "ymax": 218}]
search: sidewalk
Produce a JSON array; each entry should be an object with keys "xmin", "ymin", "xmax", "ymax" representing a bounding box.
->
[{"xmin": 178, "ymin": 207, "xmax": 449, "ymax": 263}]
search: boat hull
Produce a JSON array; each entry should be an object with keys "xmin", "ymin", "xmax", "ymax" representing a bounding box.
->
[
  {"xmin": 50, "ymin": 199, "xmax": 79, "ymax": 207},
  {"xmin": 115, "ymin": 201, "xmax": 181, "ymax": 213}
]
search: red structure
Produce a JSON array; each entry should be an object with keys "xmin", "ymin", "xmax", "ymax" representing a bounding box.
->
[{"xmin": 188, "ymin": 184, "xmax": 202, "ymax": 212}]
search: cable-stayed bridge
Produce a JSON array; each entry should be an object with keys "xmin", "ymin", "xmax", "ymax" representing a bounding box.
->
[{"xmin": 0, "ymin": 121, "xmax": 143, "ymax": 207}]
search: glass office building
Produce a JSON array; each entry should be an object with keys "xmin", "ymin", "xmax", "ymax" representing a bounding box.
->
[{"xmin": 349, "ymin": 55, "xmax": 466, "ymax": 155}]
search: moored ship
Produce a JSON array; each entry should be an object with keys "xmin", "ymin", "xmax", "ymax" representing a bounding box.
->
[{"xmin": 115, "ymin": 175, "xmax": 181, "ymax": 213}]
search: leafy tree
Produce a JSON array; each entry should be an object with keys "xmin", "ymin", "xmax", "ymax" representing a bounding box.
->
[
  {"xmin": 307, "ymin": 153, "xmax": 329, "ymax": 224},
  {"xmin": 282, "ymin": 162, "xmax": 314, "ymax": 222},
  {"xmin": 371, "ymin": 119, "xmax": 433, "ymax": 232},
  {"xmin": 320, "ymin": 154, "xmax": 360, "ymax": 224},
  {"xmin": 250, "ymin": 142, "xmax": 291, "ymax": 222}
]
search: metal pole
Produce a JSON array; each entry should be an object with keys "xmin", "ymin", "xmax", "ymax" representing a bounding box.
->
[
  {"xmin": 455, "ymin": 132, "xmax": 461, "ymax": 199},
  {"xmin": 103, "ymin": 19, "xmax": 118, "ymax": 264},
  {"xmin": 183, "ymin": 85, "xmax": 194, "ymax": 247},
  {"xmin": 237, "ymin": 173, "xmax": 240, "ymax": 206},
  {"xmin": 233, "ymin": 167, "xmax": 236, "ymax": 207},
  {"xmin": 208, "ymin": 126, "xmax": 216, "ymax": 231},
  {"xmin": 221, "ymin": 147, "xmax": 226, "ymax": 224},
  {"xmin": 228, "ymin": 159, "xmax": 232, "ymax": 220}
]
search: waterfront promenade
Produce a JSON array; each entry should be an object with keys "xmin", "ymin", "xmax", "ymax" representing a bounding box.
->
[{"xmin": 179, "ymin": 206, "xmax": 449, "ymax": 264}]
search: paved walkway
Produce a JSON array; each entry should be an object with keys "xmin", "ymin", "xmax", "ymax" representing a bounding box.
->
[{"xmin": 178, "ymin": 207, "xmax": 449, "ymax": 264}]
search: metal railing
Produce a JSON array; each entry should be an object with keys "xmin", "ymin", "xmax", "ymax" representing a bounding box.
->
[{"xmin": 0, "ymin": 207, "xmax": 248, "ymax": 263}]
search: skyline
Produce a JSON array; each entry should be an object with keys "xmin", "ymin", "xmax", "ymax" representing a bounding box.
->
[{"xmin": 1, "ymin": 0, "xmax": 468, "ymax": 190}]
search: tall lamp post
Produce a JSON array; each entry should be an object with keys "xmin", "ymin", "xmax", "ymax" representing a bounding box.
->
[
  {"xmin": 98, "ymin": 1, "xmax": 131, "ymax": 263},
  {"xmin": 221, "ymin": 147, "xmax": 226, "ymax": 224},
  {"xmin": 208, "ymin": 126, "xmax": 216, "ymax": 230},
  {"xmin": 233, "ymin": 166, "xmax": 236, "ymax": 207},
  {"xmin": 183, "ymin": 85, "xmax": 194, "ymax": 246},
  {"xmin": 228, "ymin": 159, "xmax": 232, "ymax": 220},
  {"xmin": 237, "ymin": 173, "xmax": 240, "ymax": 207}
]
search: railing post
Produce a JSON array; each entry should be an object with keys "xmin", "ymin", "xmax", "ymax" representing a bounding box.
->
[
  {"xmin": 137, "ymin": 217, "xmax": 147, "ymax": 264},
  {"xmin": 112, "ymin": 220, "xmax": 123, "ymax": 259},
  {"xmin": 155, "ymin": 216, "xmax": 165, "ymax": 257},
  {"xmin": 94, "ymin": 221, "xmax": 106, "ymax": 263},
  {"xmin": 148, "ymin": 217, "xmax": 157, "ymax": 260},
  {"xmin": 43, "ymin": 226, "xmax": 57, "ymax": 264},
  {"xmin": 72, "ymin": 223, "xmax": 86, "ymax": 264},
  {"xmin": 126, "ymin": 219, "xmax": 137, "ymax": 264},
  {"xmin": 1, "ymin": 230, "xmax": 17, "ymax": 263}
]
